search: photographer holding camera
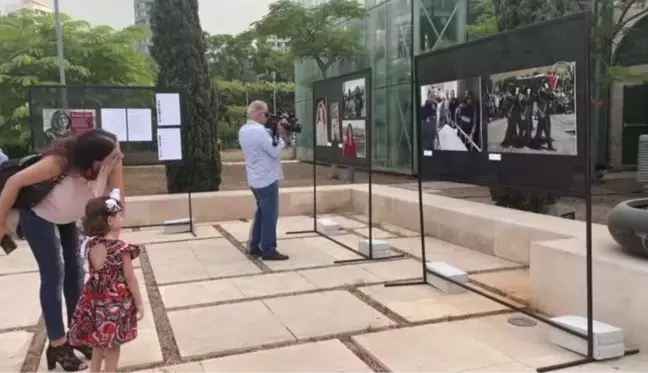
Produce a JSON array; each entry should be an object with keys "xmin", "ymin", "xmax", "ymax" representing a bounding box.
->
[{"xmin": 238, "ymin": 100, "xmax": 289, "ymax": 261}]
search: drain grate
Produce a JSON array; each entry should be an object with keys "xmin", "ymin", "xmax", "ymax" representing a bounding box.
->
[{"xmin": 508, "ymin": 316, "xmax": 537, "ymax": 327}]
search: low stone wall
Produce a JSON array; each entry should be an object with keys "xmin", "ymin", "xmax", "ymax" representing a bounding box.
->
[{"xmin": 123, "ymin": 185, "xmax": 352, "ymax": 226}]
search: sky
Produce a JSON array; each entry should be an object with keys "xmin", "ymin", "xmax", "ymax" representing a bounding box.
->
[{"xmin": 1, "ymin": 0, "xmax": 276, "ymax": 35}]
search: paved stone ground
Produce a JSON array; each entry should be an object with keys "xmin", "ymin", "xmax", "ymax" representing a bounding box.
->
[{"xmin": 2, "ymin": 214, "xmax": 647, "ymax": 372}]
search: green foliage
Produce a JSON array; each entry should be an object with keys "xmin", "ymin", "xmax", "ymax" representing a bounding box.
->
[
  {"xmin": 466, "ymin": 0, "xmax": 498, "ymax": 40},
  {"xmin": 252, "ymin": 0, "xmax": 365, "ymax": 77},
  {"xmin": 0, "ymin": 9, "xmax": 155, "ymax": 150},
  {"xmin": 206, "ymin": 32, "xmax": 293, "ymax": 82},
  {"xmin": 151, "ymin": 0, "xmax": 221, "ymax": 192},
  {"xmin": 214, "ymin": 80, "xmax": 296, "ymax": 149}
]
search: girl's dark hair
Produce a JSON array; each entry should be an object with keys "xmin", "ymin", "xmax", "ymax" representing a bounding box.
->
[
  {"xmin": 82, "ymin": 196, "xmax": 123, "ymax": 237},
  {"xmin": 49, "ymin": 129, "xmax": 118, "ymax": 172}
]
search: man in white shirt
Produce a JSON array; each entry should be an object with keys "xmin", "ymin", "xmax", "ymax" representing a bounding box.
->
[{"xmin": 238, "ymin": 101, "xmax": 289, "ymax": 261}]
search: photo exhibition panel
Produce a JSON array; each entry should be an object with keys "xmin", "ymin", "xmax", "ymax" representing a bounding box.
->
[
  {"xmin": 312, "ymin": 69, "xmax": 372, "ymax": 167},
  {"xmin": 415, "ymin": 12, "xmax": 589, "ymax": 195}
]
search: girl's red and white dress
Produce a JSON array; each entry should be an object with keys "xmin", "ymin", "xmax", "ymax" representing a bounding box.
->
[{"xmin": 68, "ymin": 238, "xmax": 141, "ymax": 349}]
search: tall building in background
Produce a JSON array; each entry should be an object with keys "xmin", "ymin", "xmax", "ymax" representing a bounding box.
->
[
  {"xmin": 134, "ymin": 0, "xmax": 154, "ymax": 54},
  {"xmin": 4, "ymin": 0, "xmax": 52, "ymax": 14},
  {"xmin": 267, "ymin": 36, "xmax": 289, "ymax": 52}
]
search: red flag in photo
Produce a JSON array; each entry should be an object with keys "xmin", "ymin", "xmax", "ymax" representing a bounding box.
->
[{"xmin": 70, "ymin": 111, "xmax": 95, "ymax": 135}]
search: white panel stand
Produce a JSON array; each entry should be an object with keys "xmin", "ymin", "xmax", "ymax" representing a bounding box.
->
[
  {"xmin": 163, "ymin": 218, "xmax": 194, "ymax": 234},
  {"xmin": 316, "ymin": 218, "xmax": 343, "ymax": 236},
  {"xmin": 358, "ymin": 239, "xmax": 392, "ymax": 258},
  {"xmin": 425, "ymin": 261, "xmax": 468, "ymax": 294},
  {"xmin": 549, "ymin": 316, "xmax": 625, "ymax": 360}
]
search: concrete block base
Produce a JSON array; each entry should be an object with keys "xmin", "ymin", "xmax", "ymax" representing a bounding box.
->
[
  {"xmin": 317, "ymin": 218, "xmax": 343, "ymax": 235},
  {"xmin": 549, "ymin": 315, "xmax": 625, "ymax": 360},
  {"xmin": 163, "ymin": 218, "xmax": 194, "ymax": 234},
  {"xmin": 425, "ymin": 261, "xmax": 468, "ymax": 294},
  {"xmin": 358, "ymin": 239, "xmax": 392, "ymax": 258}
]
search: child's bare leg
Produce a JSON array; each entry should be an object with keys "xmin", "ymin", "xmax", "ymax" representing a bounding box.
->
[
  {"xmin": 103, "ymin": 346, "xmax": 120, "ymax": 372},
  {"xmin": 89, "ymin": 348, "xmax": 104, "ymax": 372}
]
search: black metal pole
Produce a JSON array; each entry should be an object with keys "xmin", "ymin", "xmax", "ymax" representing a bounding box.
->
[
  {"xmin": 313, "ymin": 109, "xmax": 318, "ymax": 233},
  {"xmin": 368, "ymin": 111, "xmax": 374, "ymax": 259},
  {"xmin": 188, "ymin": 190, "xmax": 195, "ymax": 237},
  {"xmin": 413, "ymin": 62, "xmax": 428, "ymax": 284},
  {"xmin": 583, "ymin": 13, "xmax": 594, "ymax": 359}
]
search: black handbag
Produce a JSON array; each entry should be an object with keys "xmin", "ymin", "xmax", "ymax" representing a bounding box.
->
[{"xmin": 0, "ymin": 154, "xmax": 66, "ymax": 209}]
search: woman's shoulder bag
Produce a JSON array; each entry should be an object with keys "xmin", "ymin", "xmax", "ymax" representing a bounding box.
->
[{"xmin": 0, "ymin": 154, "xmax": 66, "ymax": 209}]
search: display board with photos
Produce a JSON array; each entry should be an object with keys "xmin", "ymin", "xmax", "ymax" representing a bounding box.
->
[
  {"xmin": 28, "ymin": 86, "xmax": 185, "ymax": 165},
  {"xmin": 415, "ymin": 12, "xmax": 589, "ymax": 195},
  {"xmin": 312, "ymin": 69, "xmax": 372, "ymax": 166}
]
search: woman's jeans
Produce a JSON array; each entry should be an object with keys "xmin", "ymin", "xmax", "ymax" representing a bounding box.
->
[{"xmin": 19, "ymin": 208, "xmax": 83, "ymax": 341}]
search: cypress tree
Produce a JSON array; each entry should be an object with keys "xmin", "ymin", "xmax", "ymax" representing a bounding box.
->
[{"xmin": 150, "ymin": 0, "xmax": 222, "ymax": 192}]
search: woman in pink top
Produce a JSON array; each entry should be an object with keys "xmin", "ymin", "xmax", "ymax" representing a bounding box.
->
[{"xmin": 0, "ymin": 129, "xmax": 124, "ymax": 372}]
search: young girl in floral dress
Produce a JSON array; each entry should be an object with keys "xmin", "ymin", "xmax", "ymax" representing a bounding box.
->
[{"xmin": 68, "ymin": 189, "xmax": 144, "ymax": 372}]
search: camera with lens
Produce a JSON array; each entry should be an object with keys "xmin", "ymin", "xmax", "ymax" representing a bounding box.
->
[{"xmin": 265, "ymin": 111, "xmax": 301, "ymax": 147}]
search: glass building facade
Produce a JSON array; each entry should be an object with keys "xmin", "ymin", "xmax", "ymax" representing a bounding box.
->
[{"xmin": 294, "ymin": 0, "xmax": 477, "ymax": 174}]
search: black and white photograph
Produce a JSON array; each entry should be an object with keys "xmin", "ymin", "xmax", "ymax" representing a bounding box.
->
[
  {"xmin": 343, "ymin": 78, "xmax": 367, "ymax": 119},
  {"xmin": 315, "ymin": 98, "xmax": 329, "ymax": 146},
  {"xmin": 330, "ymin": 101, "xmax": 341, "ymax": 143},
  {"xmin": 342, "ymin": 119, "xmax": 366, "ymax": 158},
  {"xmin": 419, "ymin": 78, "xmax": 482, "ymax": 152},
  {"xmin": 485, "ymin": 62, "xmax": 576, "ymax": 155}
]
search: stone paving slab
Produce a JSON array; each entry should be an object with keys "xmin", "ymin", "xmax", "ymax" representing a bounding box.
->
[
  {"xmin": 168, "ymin": 300, "xmax": 296, "ymax": 358},
  {"xmin": 354, "ymin": 314, "xmax": 579, "ymax": 371},
  {"xmin": 325, "ymin": 234, "xmax": 398, "ymax": 258},
  {"xmin": 159, "ymin": 271, "xmax": 319, "ymax": 309},
  {"xmin": 218, "ymin": 216, "xmax": 317, "ymax": 242},
  {"xmin": 0, "ymin": 272, "xmax": 41, "ymax": 330},
  {"xmin": 352, "ymin": 227, "xmax": 396, "ymax": 239},
  {"xmin": 349, "ymin": 215, "xmax": 419, "ymax": 237},
  {"xmin": 262, "ymin": 237, "xmax": 362, "ymax": 271},
  {"xmin": 263, "ymin": 290, "xmax": 395, "ymax": 339},
  {"xmin": 0, "ymin": 241, "xmax": 37, "ymax": 275},
  {"xmin": 388, "ymin": 236, "xmax": 521, "ymax": 272},
  {"xmin": 146, "ymin": 238, "xmax": 261, "ymax": 284},
  {"xmin": 0, "ymin": 330, "xmax": 32, "ymax": 372},
  {"xmin": 472, "ymin": 269, "xmax": 530, "ymax": 302},
  {"xmin": 200, "ymin": 340, "xmax": 373, "ymax": 372},
  {"xmin": 121, "ymin": 225, "xmax": 221, "ymax": 245},
  {"xmin": 298, "ymin": 264, "xmax": 383, "ymax": 288},
  {"xmin": 360, "ymin": 258, "xmax": 423, "ymax": 282},
  {"xmin": 319, "ymin": 214, "xmax": 366, "ymax": 229},
  {"xmin": 359, "ymin": 284, "xmax": 508, "ymax": 323},
  {"xmin": 38, "ymin": 269, "xmax": 162, "ymax": 371},
  {"xmin": 137, "ymin": 340, "xmax": 373, "ymax": 372}
]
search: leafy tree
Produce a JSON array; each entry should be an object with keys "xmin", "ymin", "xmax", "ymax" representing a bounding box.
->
[
  {"xmin": 0, "ymin": 9, "xmax": 155, "ymax": 153},
  {"xmin": 253, "ymin": 0, "xmax": 366, "ymax": 78},
  {"xmin": 151, "ymin": 0, "xmax": 221, "ymax": 192},
  {"xmin": 206, "ymin": 31, "xmax": 293, "ymax": 82},
  {"xmin": 466, "ymin": 0, "xmax": 498, "ymax": 40},
  {"xmin": 213, "ymin": 80, "xmax": 296, "ymax": 149}
]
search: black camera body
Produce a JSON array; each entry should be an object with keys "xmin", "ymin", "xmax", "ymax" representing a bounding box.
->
[{"xmin": 265, "ymin": 111, "xmax": 301, "ymax": 147}]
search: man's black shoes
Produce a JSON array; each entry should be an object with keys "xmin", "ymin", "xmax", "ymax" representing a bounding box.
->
[
  {"xmin": 249, "ymin": 248, "xmax": 263, "ymax": 257},
  {"xmin": 261, "ymin": 251, "xmax": 289, "ymax": 261}
]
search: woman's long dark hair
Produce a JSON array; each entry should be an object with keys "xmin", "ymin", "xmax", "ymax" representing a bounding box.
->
[{"xmin": 48, "ymin": 129, "xmax": 118, "ymax": 178}]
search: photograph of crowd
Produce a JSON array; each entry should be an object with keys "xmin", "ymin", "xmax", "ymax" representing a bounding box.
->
[
  {"xmin": 419, "ymin": 78, "xmax": 482, "ymax": 152},
  {"xmin": 343, "ymin": 120, "xmax": 366, "ymax": 158},
  {"xmin": 343, "ymin": 78, "xmax": 367, "ymax": 119},
  {"xmin": 330, "ymin": 101, "xmax": 341, "ymax": 143},
  {"xmin": 315, "ymin": 98, "xmax": 328, "ymax": 146},
  {"xmin": 485, "ymin": 62, "xmax": 576, "ymax": 155}
]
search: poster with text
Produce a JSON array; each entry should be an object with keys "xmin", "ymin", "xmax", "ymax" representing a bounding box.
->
[
  {"xmin": 315, "ymin": 98, "xmax": 328, "ymax": 146},
  {"xmin": 485, "ymin": 61, "xmax": 576, "ymax": 155},
  {"xmin": 343, "ymin": 78, "xmax": 367, "ymax": 119},
  {"xmin": 42, "ymin": 109, "xmax": 96, "ymax": 141},
  {"xmin": 419, "ymin": 78, "xmax": 483, "ymax": 152}
]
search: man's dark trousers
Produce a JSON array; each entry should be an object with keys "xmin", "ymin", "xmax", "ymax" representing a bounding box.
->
[{"xmin": 249, "ymin": 180, "xmax": 279, "ymax": 254}]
